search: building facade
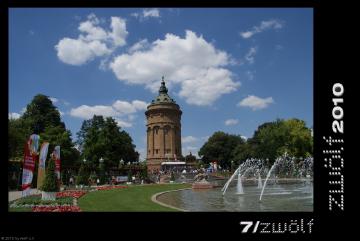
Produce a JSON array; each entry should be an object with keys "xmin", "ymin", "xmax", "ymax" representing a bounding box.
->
[{"xmin": 145, "ymin": 77, "xmax": 182, "ymax": 172}]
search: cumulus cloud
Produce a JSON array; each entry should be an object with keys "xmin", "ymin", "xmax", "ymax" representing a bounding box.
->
[
  {"xmin": 240, "ymin": 19, "xmax": 284, "ymax": 39},
  {"xmin": 237, "ymin": 95, "xmax": 274, "ymax": 110},
  {"xmin": 110, "ymin": 30, "xmax": 240, "ymax": 106},
  {"xmin": 70, "ymin": 105, "xmax": 117, "ymax": 119},
  {"xmin": 113, "ymin": 100, "xmax": 148, "ymax": 115},
  {"xmin": 114, "ymin": 118, "xmax": 133, "ymax": 128},
  {"xmin": 55, "ymin": 13, "xmax": 128, "ymax": 65},
  {"xmin": 131, "ymin": 8, "xmax": 161, "ymax": 20},
  {"xmin": 182, "ymin": 135, "xmax": 198, "ymax": 144},
  {"xmin": 224, "ymin": 119, "xmax": 239, "ymax": 126},
  {"xmin": 8, "ymin": 112, "xmax": 21, "ymax": 119},
  {"xmin": 69, "ymin": 99, "xmax": 148, "ymax": 128}
]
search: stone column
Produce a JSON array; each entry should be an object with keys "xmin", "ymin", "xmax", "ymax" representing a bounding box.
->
[{"xmin": 159, "ymin": 125, "xmax": 164, "ymax": 158}]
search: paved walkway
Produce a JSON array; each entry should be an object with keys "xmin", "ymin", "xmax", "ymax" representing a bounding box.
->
[{"xmin": 8, "ymin": 189, "xmax": 40, "ymax": 202}]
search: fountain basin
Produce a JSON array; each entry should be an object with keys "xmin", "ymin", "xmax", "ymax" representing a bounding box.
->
[
  {"xmin": 157, "ymin": 182, "xmax": 313, "ymax": 212},
  {"xmin": 192, "ymin": 182, "xmax": 213, "ymax": 189}
]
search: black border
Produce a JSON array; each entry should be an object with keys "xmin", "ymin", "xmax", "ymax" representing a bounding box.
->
[{"xmin": 1, "ymin": 0, "xmax": 349, "ymax": 240}]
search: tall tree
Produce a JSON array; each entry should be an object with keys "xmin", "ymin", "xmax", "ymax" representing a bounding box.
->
[
  {"xmin": 22, "ymin": 94, "xmax": 64, "ymax": 133},
  {"xmin": 248, "ymin": 118, "xmax": 313, "ymax": 163},
  {"xmin": 78, "ymin": 115, "xmax": 139, "ymax": 169},
  {"xmin": 198, "ymin": 131, "xmax": 245, "ymax": 169},
  {"xmin": 8, "ymin": 94, "xmax": 79, "ymax": 169}
]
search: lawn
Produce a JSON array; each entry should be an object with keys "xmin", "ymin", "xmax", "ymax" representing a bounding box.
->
[{"xmin": 78, "ymin": 183, "xmax": 191, "ymax": 212}]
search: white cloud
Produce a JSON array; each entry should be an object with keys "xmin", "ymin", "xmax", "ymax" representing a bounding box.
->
[
  {"xmin": 182, "ymin": 136, "xmax": 198, "ymax": 144},
  {"xmin": 131, "ymin": 8, "xmax": 161, "ymax": 20},
  {"xmin": 50, "ymin": 97, "xmax": 59, "ymax": 103},
  {"xmin": 114, "ymin": 118, "xmax": 133, "ymax": 128},
  {"xmin": 70, "ymin": 105, "xmax": 117, "ymax": 119},
  {"xmin": 143, "ymin": 9, "xmax": 160, "ymax": 18},
  {"xmin": 128, "ymin": 39, "xmax": 150, "ymax": 53},
  {"xmin": 69, "ymin": 99, "xmax": 148, "ymax": 127},
  {"xmin": 245, "ymin": 47, "xmax": 257, "ymax": 64},
  {"xmin": 110, "ymin": 30, "xmax": 240, "ymax": 106},
  {"xmin": 109, "ymin": 17, "xmax": 128, "ymax": 47},
  {"xmin": 238, "ymin": 95, "xmax": 274, "ymax": 110},
  {"xmin": 225, "ymin": 119, "xmax": 239, "ymax": 126},
  {"xmin": 8, "ymin": 112, "xmax": 21, "ymax": 119},
  {"xmin": 240, "ymin": 19, "xmax": 284, "ymax": 39},
  {"xmin": 55, "ymin": 13, "xmax": 128, "ymax": 65},
  {"xmin": 112, "ymin": 100, "xmax": 148, "ymax": 115}
]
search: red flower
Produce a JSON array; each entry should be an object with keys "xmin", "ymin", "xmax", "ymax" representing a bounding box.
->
[
  {"xmin": 56, "ymin": 191, "xmax": 87, "ymax": 199},
  {"xmin": 32, "ymin": 206, "xmax": 81, "ymax": 212}
]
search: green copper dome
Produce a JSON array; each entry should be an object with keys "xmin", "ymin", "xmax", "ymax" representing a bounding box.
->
[{"xmin": 151, "ymin": 76, "xmax": 176, "ymax": 104}]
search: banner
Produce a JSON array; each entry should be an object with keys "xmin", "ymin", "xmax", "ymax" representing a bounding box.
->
[
  {"xmin": 53, "ymin": 146, "xmax": 61, "ymax": 181},
  {"xmin": 37, "ymin": 142, "xmax": 49, "ymax": 189},
  {"xmin": 22, "ymin": 134, "xmax": 40, "ymax": 197}
]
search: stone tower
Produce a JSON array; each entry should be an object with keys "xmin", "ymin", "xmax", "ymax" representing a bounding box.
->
[{"xmin": 145, "ymin": 77, "xmax": 182, "ymax": 172}]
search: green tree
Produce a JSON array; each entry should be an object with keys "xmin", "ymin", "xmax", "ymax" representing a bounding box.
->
[
  {"xmin": 250, "ymin": 118, "xmax": 313, "ymax": 164},
  {"xmin": 8, "ymin": 94, "xmax": 79, "ymax": 170},
  {"xmin": 8, "ymin": 118, "xmax": 31, "ymax": 160},
  {"xmin": 77, "ymin": 115, "xmax": 138, "ymax": 170},
  {"xmin": 40, "ymin": 159, "xmax": 59, "ymax": 192},
  {"xmin": 76, "ymin": 164, "xmax": 89, "ymax": 186},
  {"xmin": 41, "ymin": 125, "xmax": 80, "ymax": 169},
  {"xmin": 198, "ymin": 131, "xmax": 245, "ymax": 169},
  {"xmin": 22, "ymin": 94, "xmax": 64, "ymax": 133}
]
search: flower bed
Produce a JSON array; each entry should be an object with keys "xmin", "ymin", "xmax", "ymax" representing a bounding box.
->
[
  {"xmin": 10, "ymin": 191, "xmax": 88, "ymax": 212},
  {"xmin": 56, "ymin": 190, "xmax": 87, "ymax": 199},
  {"xmin": 11, "ymin": 195, "xmax": 73, "ymax": 207},
  {"xmin": 96, "ymin": 185, "xmax": 128, "ymax": 191},
  {"xmin": 32, "ymin": 205, "xmax": 81, "ymax": 212}
]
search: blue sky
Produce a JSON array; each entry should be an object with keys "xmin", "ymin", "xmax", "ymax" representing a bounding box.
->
[{"xmin": 9, "ymin": 8, "xmax": 313, "ymax": 160}]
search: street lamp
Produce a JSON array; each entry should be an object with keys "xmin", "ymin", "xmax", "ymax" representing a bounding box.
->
[
  {"xmin": 83, "ymin": 158, "xmax": 87, "ymax": 163},
  {"xmin": 99, "ymin": 157, "xmax": 104, "ymax": 164}
]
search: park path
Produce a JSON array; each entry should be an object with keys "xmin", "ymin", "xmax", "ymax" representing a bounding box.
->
[{"xmin": 8, "ymin": 189, "xmax": 40, "ymax": 202}]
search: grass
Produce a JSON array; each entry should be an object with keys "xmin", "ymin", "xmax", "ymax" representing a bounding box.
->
[{"xmin": 78, "ymin": 183, "xmax": 191, "ymax": 212}]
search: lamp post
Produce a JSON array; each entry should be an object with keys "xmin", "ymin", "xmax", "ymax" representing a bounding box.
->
[{"xmin": 99, "ymin": 157, "xmax": 104, "ymax": 185}]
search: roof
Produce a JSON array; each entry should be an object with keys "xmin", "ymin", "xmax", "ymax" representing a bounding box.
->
[{"xmin": 150, "ymin": 77, "xmax": 176, "ymax": 104}]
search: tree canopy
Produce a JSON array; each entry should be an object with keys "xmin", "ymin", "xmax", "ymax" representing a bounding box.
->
[
  {"xmin": 198, "ymin": 118, "xmax": 313, "ymax": 168},
  {"xmin": 76, "ymin": 115, "xmax": 139, "ymax": 169},
  {"xmin": 198, "ymin": 131, "xmax": 245, "ymax": 169},
  {"xmin": 8, "ymin": 94, "xmax": 79, "ymax": 169}
]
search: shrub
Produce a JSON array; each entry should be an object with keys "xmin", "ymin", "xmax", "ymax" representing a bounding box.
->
[{"xmin": 40, "ymin": 159, "xmax": 59, "ymax": 192}]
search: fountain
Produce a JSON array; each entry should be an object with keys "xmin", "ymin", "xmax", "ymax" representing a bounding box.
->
[
  {"xmin": 222, "ymin": 158, "xmax": 266, "ymax": 195},
  {"xmin": 257, "ymin": 173, "xmax": 263, "ymax": 189},
  {"xmin": 157, "ymin": 154, "xmax": 313, "ymax": 211},
  {"xmin": 236, "ymin": 171, "xmax": 244, "ymax": 194},
  {"xmin": 259, "ymin": 160, "xmax": 278, "ymax": 201},
  {"xmin": 259, "ymin": 153, "xmax": 314, "ymax": 201}
]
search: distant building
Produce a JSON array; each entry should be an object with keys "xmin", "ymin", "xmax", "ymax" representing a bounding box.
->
[{"xmin": 145, "ymin": 77, "xmax": 183, "ymax": 172}]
